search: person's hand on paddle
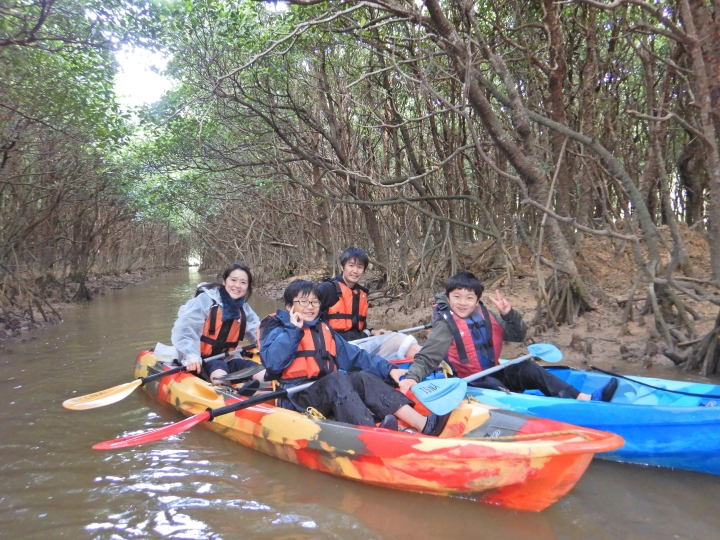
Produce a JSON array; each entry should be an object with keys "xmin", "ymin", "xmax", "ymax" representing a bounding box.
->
[
  {"xmin": 183, "ymin": 355, "xmax": 203, "ymax": 374},
  {"xmin": 288, "ymin": 306, "xmax": 303, "ymax": 329},
  {"xmin": 487, "ymin": 289, "xmax": 511, "ymax": 316},
  {"xmin": 371, "ymin": 328, "xmax": 388, "ymax": 336},
  {"xmin": 389, "ymin": 368, "xmax": 407, "ymax": 384},
  {"xmin": 185, "ymin": 361, "xmax": 202, "ymax": 373},
  {"xmin": 398, "ymin": 377, "xmax": 417, "ymax": 394}
]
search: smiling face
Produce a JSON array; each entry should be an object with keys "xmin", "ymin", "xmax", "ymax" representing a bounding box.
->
[
  {"xmin": 447, "ymin": 288, "xmax": 480, "ymax": 319},
  {"xmin": 288, "ymin": 291, "xmax": 321, "ymax": 322},
  {"xmin": 341, "ymin": 258, "xmax": 366, "ymax": 287},
  {"xmin": 223, "ymin": 269, "xmax": 249, "ymax": 300}
]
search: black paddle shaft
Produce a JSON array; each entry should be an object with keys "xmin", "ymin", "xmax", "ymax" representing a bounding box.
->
[
  {"xmin": 206, "ymin": 388, "xmax": 289, "ymax": 421},
  {"xmin": 204, "ymin": 379, "xmax": 316, "ymax": 421},
  {"xmin": 590, "ymin": 365, "xmax": 720, "ymax": 399},
  {"xmin": 141, "ymin": 344, "xmax": 257, "ymax": 386},
  {"xmin": 141, "ymin": 365, "xmax": 186, "ymax": 385}
]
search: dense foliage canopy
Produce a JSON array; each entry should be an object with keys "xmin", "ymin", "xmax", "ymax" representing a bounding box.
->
[{"xmin": 3, "ymin": 0, "xmax": 720, "ymax": 372}]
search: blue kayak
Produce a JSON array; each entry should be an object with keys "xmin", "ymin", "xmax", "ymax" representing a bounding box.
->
[{"xmin": 466, "ymin": 366, "xmax": 720, "ymax": 475}]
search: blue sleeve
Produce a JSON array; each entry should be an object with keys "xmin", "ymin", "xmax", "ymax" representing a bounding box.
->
[
  {"xmin": 334, "ymin": 334, "xmax": 395, "ymax": 380},
  {"xmin": 259, "ymin": 321, "xmax": 303, "ymax": 379}
]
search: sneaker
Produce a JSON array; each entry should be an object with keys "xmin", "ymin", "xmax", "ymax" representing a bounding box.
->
[
  {"xmin": 421, "ymin": 412, "xmax": 451, "ymax": 436},
  {"xmin": 236, "ymin": 379, "xmax": 260, "ymax": 397},
  {"xmin": 591, "ymin": 378, "xmax": 618, "ymax": 402},
  {"xmin": 378, "ymin": 414, "xmax": 398, "ymax": 431}
]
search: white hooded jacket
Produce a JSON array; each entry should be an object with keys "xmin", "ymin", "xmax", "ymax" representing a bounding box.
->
[{"xmin": 171, "ymin": 285, "xmax": 260, "ymax": 366}]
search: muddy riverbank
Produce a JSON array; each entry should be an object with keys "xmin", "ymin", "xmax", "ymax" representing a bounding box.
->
[{"xmin": 0, "ymin": 266, "xmax": 184, "ymax": 348}]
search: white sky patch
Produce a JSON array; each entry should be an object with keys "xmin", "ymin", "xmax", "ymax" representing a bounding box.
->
[
  {"xmin": 115, "ymin": 46, "xmax": 174, "ymax": 107},
  {"xmin": 266, "ymin": 1, "xmax": 289, "ymax": 12}
]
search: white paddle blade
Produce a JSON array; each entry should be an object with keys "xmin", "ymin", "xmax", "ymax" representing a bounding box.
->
[{"xmin": 62, "ymin": 380, "xmax": 143, "ymax": 410}]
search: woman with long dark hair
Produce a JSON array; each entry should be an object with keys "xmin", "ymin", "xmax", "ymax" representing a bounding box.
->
[{"xmin": 172, "ymin": 262, "xmax": 264, "ymax": 385}]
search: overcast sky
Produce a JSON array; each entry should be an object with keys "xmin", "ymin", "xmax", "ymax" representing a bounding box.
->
[{"xmin": 114, "ymin": 46, "xmax": 174, "ymax": 108}]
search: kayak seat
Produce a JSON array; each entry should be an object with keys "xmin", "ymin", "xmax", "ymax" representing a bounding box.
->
[
  {"xmin": 464, "ymin": 408, "xmax": 527, "ymax": 439},
  {"xmin": 439, "ymin": 400, "xmax": 492, "ymax": 438},
  {"xmin": 439, "ymin": 403, "xmax": 473, "ymax": 438}
]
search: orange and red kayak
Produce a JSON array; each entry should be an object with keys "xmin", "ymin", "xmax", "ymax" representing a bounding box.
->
[{"xmin": 135, "ymin": 350, "xmax": 623, "ymax": 512}]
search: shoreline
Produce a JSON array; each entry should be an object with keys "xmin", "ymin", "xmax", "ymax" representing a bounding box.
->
[{"xmin": 0, "ymin": 267, "xmax": 182, "ymax": 348}]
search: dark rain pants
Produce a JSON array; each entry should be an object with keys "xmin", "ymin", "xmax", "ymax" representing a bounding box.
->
[
  {"xmin": 288, "ymin": 371, "xmax": 413, "ymax": 426},
  {"xmin": 468, "ymin": 359, "xmax": 580, "ymax": 399}
]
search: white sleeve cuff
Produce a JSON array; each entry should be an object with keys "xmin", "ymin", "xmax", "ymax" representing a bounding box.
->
[{"xmin": 181, "ymin": 354, "xmax": 202, "ymax": 366}]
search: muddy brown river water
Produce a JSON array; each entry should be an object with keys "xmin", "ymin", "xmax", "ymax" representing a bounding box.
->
[{"xmin": 1, "ymin": 269, "xmax": 719, "ymax": 539}]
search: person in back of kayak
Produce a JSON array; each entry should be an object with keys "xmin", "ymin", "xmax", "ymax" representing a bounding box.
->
[
  {"xmin": 398, "ymin": 271, "xmax": 617, "ymax": 402},
  {"xmin": 259, "ymin": 279, "xmax": 449, "ymax": 435},
  {"xmin": 172, "ymin": 262, "xmax": 265, "ymax": 387},
  {"xmin": 318, "ymin": 247, "xmax": 421, "ymax": 360}
]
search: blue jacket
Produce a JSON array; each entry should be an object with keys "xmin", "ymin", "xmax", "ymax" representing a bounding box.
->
[{"xmin": 259, "ymin": 309, "xmax": 395, "ymax": 385}]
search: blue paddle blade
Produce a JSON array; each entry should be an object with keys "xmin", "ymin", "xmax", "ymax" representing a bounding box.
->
[
  {"xmin": 527, "ymin": 343, "xmax": 563, "ymax": 363},
  {"xmin": 412, "ymin": 378, "xmax": 468, "ymax": 416}
]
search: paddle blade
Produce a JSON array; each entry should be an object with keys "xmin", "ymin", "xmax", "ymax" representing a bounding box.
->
[
  {"xmin": 92, "ymin": 411, "xmax": 212, "ymax": 450},
  {"xmin": 216, "ymin": 363, "xmax": 264, "ymax": 384},
  {"xmin": 527, "ymin": 343, "xmax": 563, "ymax": 363},
  {"xmin": 63, "ymin": 380, "xmax": 143, "ymax": 410},
  {"xmin": 411, "ymin": 378, "xmax": 468, "ymax": 416}
]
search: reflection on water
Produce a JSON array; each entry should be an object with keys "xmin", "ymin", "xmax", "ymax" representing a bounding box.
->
[{"xmin": 1, "ymin": 269, "xmax": 719, "ymax": 539}]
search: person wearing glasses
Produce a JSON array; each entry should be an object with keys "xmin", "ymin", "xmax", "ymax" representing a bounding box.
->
[
  {"xmin": 258, "ymin": 279, "xmax": 449, "ymax": 435},
  {"xmin": 318, "ymin": 247, "xmax": 421, "ymax": 361},
  {"xmin": 171, "ymin": 262, "xmax": 266, "ymax": 389}
]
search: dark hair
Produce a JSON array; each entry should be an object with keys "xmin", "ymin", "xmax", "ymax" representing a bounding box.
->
[
  {"xmin": 339, "ymin": 247, "xmax": 369, "ymax": 269},
  {"xmin": 283, "ymin": 279, "xmax": 319, "ymax": 306},
  {"xmin": 445, "ymin": 271, "xmax": 484, "ymax": 297},
  {"xmin": 222, "ymin": 262, "xmax": 253, "ymax": 300}
]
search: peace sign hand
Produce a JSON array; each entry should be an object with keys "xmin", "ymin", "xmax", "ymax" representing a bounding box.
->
[
  {"xmin": 288, "ymin": 306, "xmax": 303, "ymax": 328},
  {"xmin": 487, "ymin": 289, "xmax": 512, "ymax": 316}
]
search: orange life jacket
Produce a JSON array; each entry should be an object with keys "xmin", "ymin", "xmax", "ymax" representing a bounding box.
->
[
  {"xmin": 199, "ymin": 300, "xmax": 246, "ymax": 358},
  {"xmin": 281, "ymin": 321, "xmax": 338, "ymax": 381},
  {"xmin": 326, "ymin": 279, "xmax": 368, "ymax": 333}
]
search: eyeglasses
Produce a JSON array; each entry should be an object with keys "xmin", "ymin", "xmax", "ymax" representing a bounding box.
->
[{"xmin": 293, "ymin": 299, "xmax": 320, "ymax": 308}]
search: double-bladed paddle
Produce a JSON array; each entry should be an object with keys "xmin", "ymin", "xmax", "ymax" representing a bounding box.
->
[
  {"xmin": 92, "ymin": 380, "xmax": 314, "ymax": 450},
  {"xmin": 62, "ymin": 345, "xmax": 257, "ymax": 410},
  {"xmin": 349, "ymin": 323, "xmax": 432, "ymax": 346},
  {"xmin": 410, "ymin": 343, "xmax": 563, "ymax": 415}
]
